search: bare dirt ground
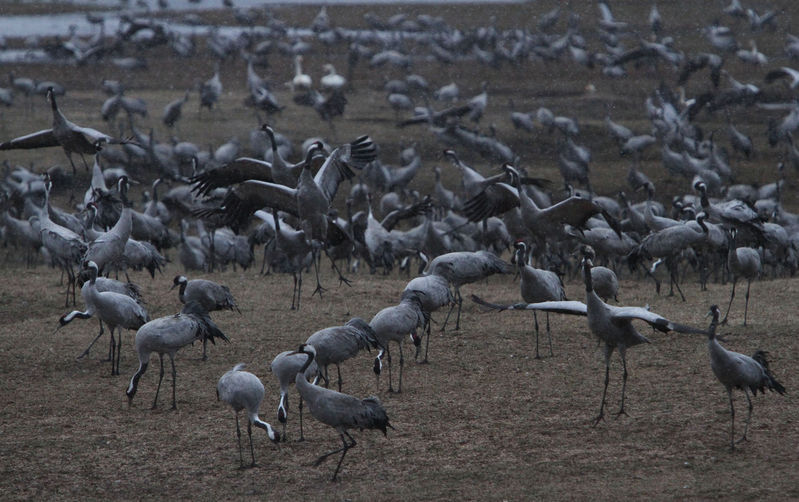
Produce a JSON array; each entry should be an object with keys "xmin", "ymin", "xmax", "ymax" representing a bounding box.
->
[{"xmin": 1, "ymin": 1, "xmax": 798, "ymax": 500}]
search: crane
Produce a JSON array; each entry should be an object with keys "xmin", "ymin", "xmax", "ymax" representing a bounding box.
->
[
  {"xmin": 703, "ymin": 305, "xmax": 785, "ymax": 450},
  {"xmin": 217, "ymin": 363, "xmax": 280, "ymax": 468},
  {"xmin": 57, "ymin": 261, "xmax": 149, "ymax": 375},
  {"xmin": 305, "ymin": 317, "xmax": 380, "ymax": 391},
  {"xmin": 269, "ymin": 350, "xmax": 319, "ymax": 441},
  {"xmin": 126, "ymin": 301, "xmax": 229, "ymax": 409},
  {"xmin": 370, "ymin": 290, "xmax": 425, "ymax": 393},
  {"xmin": 171, "ymin": 274, "xmax": 239, "ymax": 359},
  {"xmin": 289, "ymin": 344, "xmax": 392, "ymax": 481},
  {"xmin": 472, "ymin": 248, "xmax": 706, "ymax": 425}
]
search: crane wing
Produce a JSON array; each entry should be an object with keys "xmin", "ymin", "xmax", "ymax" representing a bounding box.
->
[
  {"xmin": 190, "ymin": 157, "xmax": 276, "ymax": 196},
  {"xmin": 608, "ymin": 305, "xmax": 707, "ymax": 334},
  {"xmin": 314, "ymin": 135, "xmax": 377, "ymax": 202},
  {"xmin": 462, "ymin": 183, "xmax": 520, "ymax": 222},
  {"xmin": 472, "ymin": 294, "xmax": 587, "ymax": 316},
  {"xmin": 193, "ymin": 180, "xmax": 297, "ymax": 230},
  {"xmin": 0, "ymin": 129, "xmax": 59, "ymax": 150}
]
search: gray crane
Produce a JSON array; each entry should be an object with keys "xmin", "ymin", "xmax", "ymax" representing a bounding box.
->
[
  {"xmin": 162, "ymin": 90, "xmax": 189, "ymax": 130},
  {"xmin": 83, "ymin": 206, "xmax": 131, "ymax": 275},
  {"xmin": 370, "ymin": 290, "xmax": 426, "ymax": 393},
  {"xmin": 171, "ymin": 274, "xmax": 239, "ymax": 359},
  {"xmin": 428, "ymin": 249, "xmax": 513, "ymax": 331},
  {"xmin": 37, "ymin": 177, "xmax": 87, "ymax": 306},
  {"xmin": 582, "ymin": 246, "xmax": 618, "ymax": 302},
  {"xmin": 269, "ymin": 349, "xmax": 319, "ymax": 441},
  {"xmin": 403, "ymin": 251, "xmax": 455, "ymax": 363},
  {"xmin": 722, "ymin": 228, "xmax": 762, "ymax": 325},
  {"xmin": 472, "ymin": 249, "xmax": 706, "ymax": 425},
  {"xmin": 703, "ymin": 305, "xmax": 785, "ymax": 450},
  {"xmin": 289, "ymin": 344, "xmax": 392, "ymax": 481},
  {"xmin": 217, "ymin": 363, "xmax": 280, "ymax": 468},
  {"xmin": 270, "ymin": 208, "xmax": 314, "ymax": 310},
  {"xmin": 73, "ymin": 273, "xmax": 144, "ymax": 361},
  {"xmin": 513, "ymin": 241, "xmax": 566, "ymax": 359},
  {"xmin": 126, "ymin": 301, "xmax": 229, "ymax": 409},
  {"xmin": 199, "ymin": 66, "xmax": 222, "ymax": 112},
  {"xmin": 57, "ymin": 261, "xmax": 149, "ymax": 375},
  {"xmin": 0, "ymin": 88, "xmax": 129, "ymax": 173},
  {"xmin": 306, "ymin": 317, "xmax": 379, "ymax": 391}
]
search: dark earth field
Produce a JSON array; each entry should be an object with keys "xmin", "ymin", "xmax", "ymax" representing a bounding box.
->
[{"xmin": 1, "ymin": 1, "xmax": 798, "ymax": 500}]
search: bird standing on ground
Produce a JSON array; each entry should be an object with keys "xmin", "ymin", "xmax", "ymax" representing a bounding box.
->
[
  {"xmin": 171, "ymin": 274, "xmax": 239, "ymax": 359},
  {"xmin": 269, "ymin": 349, "xmax": 319, "ymax": 441},
  {"xmin": 305, "ymin": 317, "xmax": 380, "ymax": 391},
  {"xmin": 370, "ymin": 290, "xmax": 425, "ymax": 393},
  {"xmin": 126, "ymin": 301, "xmax": 229, "ymax": 409},
  {"xmin": 290, "ymin": 344, "xmax": 392, "ymax": 481},
  {"xmin": 472, "ymin": 248, "xmax": 706, "ymax": 425},
  {"xmin": 57, "ymin": 260, "xmax": 149, "ymax": 375},
  {"xmin": 703, "ymin": 305, "xmax": 785, "ymax": 450},
  {"xmin": 217, "ymin": 363, "xmax": 280, "ymax": 468}
]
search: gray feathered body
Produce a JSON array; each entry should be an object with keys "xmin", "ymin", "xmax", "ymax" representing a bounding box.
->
[
  {"xmin": 306, "ymin": 317, "xmax": 379, "ymax": 367},
  {"xmin": 429, "ymin": 250, "xmax": 513, "ymax": 287},
  {"xmin": 370, "ymin": 291, "xmax": 426, "ymax": 345},
  {"xmin": 295, "ymin": 372, "xmax": 390, "ymax": 435},
  {"xmin": 404, "ymin": 274, "xmax": 453, "ymax": 313}
]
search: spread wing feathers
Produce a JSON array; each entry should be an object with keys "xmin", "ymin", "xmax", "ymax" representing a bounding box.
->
[
  {"xmin": 607, "ymin": 305, "xmax": 707, "ymax": 334},
  {"xmin": 541, "ymin": 197, "xmax": 604, "ymax": 229},
  {"xmin": 193, "ymin": 180, "xmax": 298, "ymax": 229},
  {"xmin": 190, "ymin": 157, "xmax": 275, "ymax": 196},
  {"xmin": 471, "ymin": 294, "xmax": 588, "ymax": 316},
  {"xmin": 380, "ymin": 197, "xmax": 432, "ymax": 231},
  {"xmin": 0, "ymin": 129, "xmax": 60, "ymax": 149},
  {"xmin": 462, "ymin": 183, "xmax": 519, "ymax": 222},
  {"xmin": 313, "ymin": 135, "xmax": 376, "ymax": 201}
]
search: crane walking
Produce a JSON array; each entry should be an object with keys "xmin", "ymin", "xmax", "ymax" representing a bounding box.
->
[
  {"xmin": 289, "ymin": 344, "xmax": 392, "ymax": 481},
  {"xmin": 704, "ymin": 305, "xmax": 785, "ymax": 450}
]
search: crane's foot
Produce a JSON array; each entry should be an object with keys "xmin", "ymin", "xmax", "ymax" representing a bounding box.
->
[
  {"xmin": 75, "ymin": 350, "xmax": 91, "ymax": 360},
  {"xmin": 337, "ymin": 275, "xmax": 352, "ymax": 287},
  {"xmin": 312, "ymin": 284, "xmax": 327, "ymax": 298},
  {"xmin": 735, "ymin": 435, "xmax": 749, "ymax": 444},
  {"xmin": 614, "ymin": 408, "xmax": 629, "ymax": 419},
  {"xmin": 720, "ymin": 317, "xmax": 729, "ymax": 326},
  {"xmin": 201, "ymin": 354, "xmax": 208, "ymax": 361},
  {"xmin": 416, "ymin": 359, "xmax": 430, "ymax": 365},
  {"xmin": 592, "ymin": 412, "xmax": 605, "ymax": 427}
]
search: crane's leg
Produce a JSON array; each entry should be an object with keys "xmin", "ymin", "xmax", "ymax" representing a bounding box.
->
[
  {"xmin": 546, "ymin": 312, "xmax": 554, "ymax": 357},
  {"xmin": 374, "ymin": 349, "xmax": 384, "ymax": 391},
  {"xmin": 386, "ymin": 345, "xmax": 395, "ymax": 393},
  {"xmin": 722, "ymin": 278, "xmax": 738, "ymax": 325},
  {"xmin": 615, "ymin": 346, "xmax": 630, "ymax": 418},
  {"xmin": 170, "ymin": 355, "xmax": 177, "ymax": 410},
  {"xmin": 311, "ymin": 249, "xmax": 327, "ymax": 298},
  {"xmin": 109, "ymin": 327, "xmax": 117, "ymax": 376},
  {"xmin": 743, "ymin": 278, "xmax": 752, "ymax": 326},
  {"xmin": 325, "ymin": 248, "xmax": 351, "ymax": 287},
  {"xmin": 290, "ymin": 273, "xmax": 298, "ymax": 310},
  {"xmin": 153, "ymin": 354, "xmax": 165, "ymax": 409},
  {"xmin": 533, "ymin": 311, "xmax": 541, "ymax": 359},
  {"xmin": 736, "ymin": 389, "xmax": 753, "ymax": 445},
  {"xmin": 454, "ymin": 288, "xmax": 464, "ymax": 330},
  {"xmin": 278, "ymin": 391, "xmax": 288, "ymax": 441},
  {"xmin": 77, "ymin": 320, "xmax": 105, "ymax": 360},
  {"xmin": 114, "ymin": 328, "xmax": 123, "ymax": 376},
  {"xmin": 235, "ymin": 413, "xmax": 244, "ymax": 468},
  {"xmin": 247, "ymin": 421, "xmax": 256, "ymax": 467},
  {"xmin": 202, "ymin": 337, "xmax": 208, "ymax": 361},
  {"xmin": 298, "ymin": 396, "xmax": 305, "ymax": 441},
  {"xmin": 727, "ymin": 387, "xmax": 735, "ymax": 451},
  {"xmin": 297, "ymin": 271, "xmax": 303, "ymax": 310},
  {"xmin": 416, "ymin": 317, "xmax": 432, "ymax": 363},
  {"xmin": 314, "ymin": 432, "xmax": 356, "ymax": 482},
  {"xmin": 593, "ymin": 344, "xmax": 613, "ymax": 427},
  {"xmin": 336, "ymin": 364, "xmax": 343, "ymax": 392},
  {"xmin": 440, "ymin": 301, "xmax": 457, "ymax": 332},
  {"xmin": 670, "ymin": 261, "xmax": 686, "ymax": 302},
  {"xmin": 397, "ymin": 341, "xmax": 405, "ymax": 394}
]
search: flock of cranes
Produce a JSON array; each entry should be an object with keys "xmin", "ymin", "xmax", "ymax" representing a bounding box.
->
[{"xmin": 1, "ymin": 0, "xmax": 796, "ymax": 488}]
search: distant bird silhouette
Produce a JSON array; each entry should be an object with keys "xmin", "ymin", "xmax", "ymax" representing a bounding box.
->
[{"xmin": 217, "ymin": 363, "xmax": 280, "ymax": 468}]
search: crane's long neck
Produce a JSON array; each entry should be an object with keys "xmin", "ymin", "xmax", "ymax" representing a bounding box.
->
[
  {"xmin": 582, "ymin": 259, "xmax": 593, "ymax": 293},
  {"xmin": 126, "ymin": 360, "xmax": 149, "ymax": 403},
  {"xmin": 177, "ymin": 281, "xmax": 187, "ymax": 303},
  {"xmin": 294, "ymin": 351, "xmax": 316, "ymax": 396},
  {"xmin": 251, "ymin": 416, "xmax": 278, "ymax": 441}
]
